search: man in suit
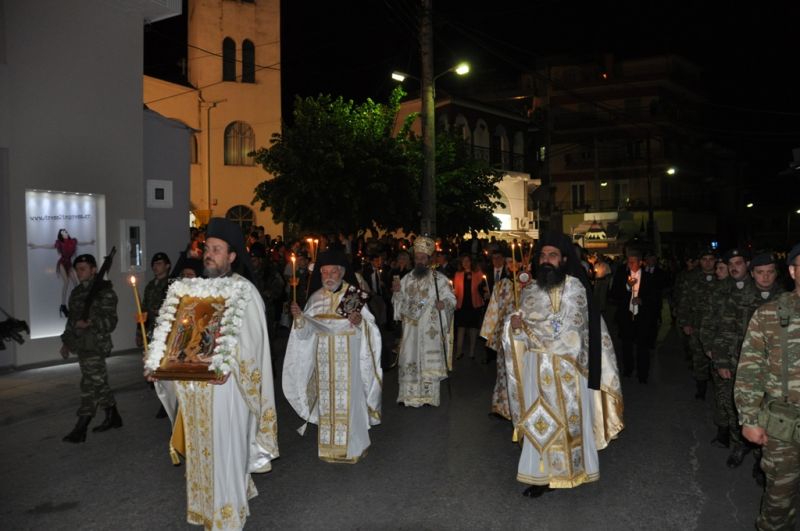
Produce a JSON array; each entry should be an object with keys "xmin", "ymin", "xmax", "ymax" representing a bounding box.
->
[
  {"xmin": 486, "ymin": 248, "xmax": 510, "ymax": 297},
  {"xmin": 611, "ymin": 248, "xmax": 659, "ymax": 383},
  {"xmin": 363, "ymin": 254, "xmax": 390, "ymax": 327},
  {"xmin": 643, "ymin": 250, "xmax": 667, "ymax": 329}
]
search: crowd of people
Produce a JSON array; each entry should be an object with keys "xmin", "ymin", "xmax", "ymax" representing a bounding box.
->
[{"xmin": 57, "ymin": 219, "xmax": 800, "ymax": 530}]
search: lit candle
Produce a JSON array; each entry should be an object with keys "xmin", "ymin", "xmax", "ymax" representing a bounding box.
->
[
  {"xmin": 291, "ymin": 254, "xmax": 297, "ymax": 303},
  {"xmin": 511, "ymin": 243, "xmax": 519, "ymax": 308},
  {"xmin": 313, "ymin": 239, "xmax": 319, "ymax": 262},
  {"xmin": 130, "ymin": 275, "xmax": 148, "ymax": 353}
]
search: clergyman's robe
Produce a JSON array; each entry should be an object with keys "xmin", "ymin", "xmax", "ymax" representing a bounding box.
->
[
  {"xmin": 479, "ymin": 277, "xmax": 515, "ymax": 419},
  {"xmin": 282, "ymin": 283, "xmax": 383, "ymax": 463},
  {"xmin": 392, "ymin": 269, "xmax": 455, "ymax": 407},
  {"xmin": 155, "ymin": 275, "xmax": 279, "ymax": 530},
  {"xmin": 502, "ymin": 275, "xmax": 623, "ymax": 488}
]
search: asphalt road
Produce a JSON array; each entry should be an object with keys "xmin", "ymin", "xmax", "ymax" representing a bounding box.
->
[{"xmin": 0, "ymin": 311, "xmax": 778, "ymax": 530}]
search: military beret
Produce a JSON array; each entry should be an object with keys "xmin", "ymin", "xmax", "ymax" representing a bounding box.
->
[
  {"xmin": 750, "ymin": 252, "xmax": 776, "ymax": 268},
  {"xmin": 73, "ymin": 254, "xmax": 97, "ymax": 268},
  {"xmin": 249, "ymin": 242, "xmax": 267, "ymax": 259},
  {"xmin": 787, "ymin": 243, "xmax": 800, "ymax": 266},
  {"xmin": 151, "ymin": 251, "xmax": 171, "ymax": 265},
  {"xmin": 723, "ymin": 248, "xmax": 750, "ymax": 262},
  {"xmin": 698, "ymin": 247, "xmax": 718, "ymax": 259}
]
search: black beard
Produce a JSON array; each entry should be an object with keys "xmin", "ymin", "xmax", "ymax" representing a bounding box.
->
[
  {"xmin": 536, "ymin": 263, "xmax": 566, "ymax": 289},
  {"xmin": 412, "ymin": 264, "xmax": 429, "ymax": 278}
]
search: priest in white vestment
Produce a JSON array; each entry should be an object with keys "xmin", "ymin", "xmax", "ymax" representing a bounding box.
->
[
  {"xmin": 480, "ymin": 276, "xmax": 516, "ymax": 419},
  {"xmin": 391, "ymin": 236, "xmax": 456, "ymax": 407},
  {"xmin": 283, "ymin": 249, "xmax": 383, "ymax": 463},
  {"xmin": 149, "ymin": 218, "xmax": 279, "ymax": 530},
  {"xmin": 504, "ymin": 232, "xmax": 623, "ymax": 498}
]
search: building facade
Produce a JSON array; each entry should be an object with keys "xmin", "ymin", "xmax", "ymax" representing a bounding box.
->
[
  {"xmin": 143, "ymin": 0, "xmax": 282, "ymax": 236},
  {"xmin": 395, "ymin": 95, "xmax": 541, "ymax": 241}
]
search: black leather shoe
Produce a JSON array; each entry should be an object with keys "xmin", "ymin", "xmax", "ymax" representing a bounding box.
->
[
  {"xmin": 63, "ymin": 415, "xmax": 92, "ymax": 443},
  {"xmin": 726, "ymin": 446, "xmax": 750, "ymax": 468},
  {"xmin": 522, "ymin": 485, "xmax": 553, "ymax": 498},
  {"xmin": 92, "ymin": 406, "xmax": 123, "ymax": 432}
]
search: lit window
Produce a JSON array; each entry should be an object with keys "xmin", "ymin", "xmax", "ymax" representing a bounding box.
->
[{"xmin": 224, "ymin": 121, "xmax": 255, "ymax": 166}]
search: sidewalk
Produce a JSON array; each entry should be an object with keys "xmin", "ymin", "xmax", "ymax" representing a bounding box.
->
[{"xmin": 0, "ymin": 351, "xmax": 146, "ymax": 427}]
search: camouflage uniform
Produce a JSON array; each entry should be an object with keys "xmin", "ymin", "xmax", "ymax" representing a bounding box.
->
[
  {"xmin": 61, "ymin": 278, "xmax": 119, "ymax": 417},
  {"xmin": 672, "ymin": 267, "xmax": 696, "ymax": 364},
  {"xmin": 712, "ymin": 278, "xmax": 784, "ymax": 450},
  {"xmin": 735, "ymin": 291, "xmax": 800, "ymax": 530},
  {"xmin": 676, "ymin": 269, "xmax": 718, "ymax": 387},
  {"xmin": 142, "ymin": 276, "xmax": 169, "ymax": 339}
]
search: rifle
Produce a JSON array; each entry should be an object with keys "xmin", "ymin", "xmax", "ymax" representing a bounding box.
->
[
  {"xmin": 432, "ymin": 270, "xmax": 452, "ymax": 398},
  {"xmin": 79, "ymin": 246, "xmax": 117, "ymax": 322},
  {"xmin": 0, "ymin": 306, "xmax": 29, "ymax": 349}
]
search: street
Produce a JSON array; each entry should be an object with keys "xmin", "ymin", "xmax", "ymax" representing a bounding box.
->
[{"xmin": 0, "ymin": 313, "xmax": 773, "ymax": 530}]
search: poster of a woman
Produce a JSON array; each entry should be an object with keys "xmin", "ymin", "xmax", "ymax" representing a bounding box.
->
[{"xmin": 29, "ymin": 229, "xmax": 95, "ymax": 317}]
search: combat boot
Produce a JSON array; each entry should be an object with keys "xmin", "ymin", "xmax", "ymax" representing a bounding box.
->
[
  {"xmin": 694, "ymin": 380, "xmax": 708, "ymax": 400},
  {"xmin": 92, "ymin": 405, "xmax": 123, "ymax": 432},
  {"xmin": 710, "ymin": 426, "xmax": 730, "ymax": 448},
  {"xmin": 726, "ymin": 445, "xmax": 750, "ymax": 468},
  {"xmin": 62, "ymin": 415, "xmax": 92, "ymax": 443}
]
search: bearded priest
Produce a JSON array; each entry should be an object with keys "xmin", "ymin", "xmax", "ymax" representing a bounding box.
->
[
  {"xmin": 504, "ymin": 231, "xmax": 623, "ymax": 498},
  {"xmin": 283, "ymin": 249, "xmax": 383, "ymax": 463},
  {"xmin": 391, "ymin": 235, "xmax": 456, "ymax": 407},
  {"xmin": 148, "ymin": 217, "xmax": 279, "ymax": 530}
]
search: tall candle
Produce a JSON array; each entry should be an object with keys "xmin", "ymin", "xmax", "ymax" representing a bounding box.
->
[
  {"xmin": 130, "ymin": 275, "xmax": 148, "ymax": 353},
  {"xmin": 291, "ymin": 254, "xmax": 297, "ymax": 303},
  {"xmin": 511, "ymin": 243, "xmax": 519, "ymax": 308}
]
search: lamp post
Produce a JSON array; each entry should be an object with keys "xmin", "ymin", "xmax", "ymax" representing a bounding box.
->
[{"xmin": 391, "ymin": 61, "xmax": 469, "ymax": 237}]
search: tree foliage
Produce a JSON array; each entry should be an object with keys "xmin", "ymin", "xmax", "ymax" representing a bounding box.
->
[{"xmin": 252, "ymin": 86, "xmax": 504, "ymax": 237}]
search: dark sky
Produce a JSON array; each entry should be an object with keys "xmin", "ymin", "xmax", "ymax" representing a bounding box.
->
[
  {"xmin": 146, "ymin": 1, "xmax": 800, "ymax": 177},
  {"xmin": 280, "ymin": 1, "xmax": 800, "ymax": 176}
]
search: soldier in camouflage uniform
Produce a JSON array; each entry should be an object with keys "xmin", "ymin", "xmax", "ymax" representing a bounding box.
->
[
  {"xmin": 672, "ymin": 256, "xmax": 698, "ymax": 365},
  {"xmin": 710, "ymin": 250, "xmax": 786, "ymax": 465},
  {"xmin": 60, "ymin": 254, "xmax": 121, "ymax": 443},
  {"xmin": 138, "ymin": 252, "xmax": 171, "ymax": 418},
  {"xmin": 676, "ymin": 249, "xmax": 718, "ymax": 400},
  {"xmin": 138, "ymin": 251, "xmax": 170, "ymax": 345},
  {"xmin": 734, "ymin": 243, "xmax": 800, "ymax": 531}
]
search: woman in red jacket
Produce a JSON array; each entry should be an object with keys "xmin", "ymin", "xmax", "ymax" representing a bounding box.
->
[{"xmin": 453, "ymin": 254, "xmax": 487, "ymax": 359}]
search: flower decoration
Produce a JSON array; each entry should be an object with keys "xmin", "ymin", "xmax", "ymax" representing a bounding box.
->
[{"xmin": 144, "ymin": 277, "xmax": 251, "ymax": 377}]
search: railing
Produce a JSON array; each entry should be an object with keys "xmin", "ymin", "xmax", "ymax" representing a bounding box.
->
[{"xmin": 471, "ymin": 146, "xmax": 525, "ymax": 172}]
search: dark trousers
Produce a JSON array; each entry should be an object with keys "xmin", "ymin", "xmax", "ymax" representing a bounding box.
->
[{"xmin": 621, "ymin": 339, "xmax": 650, "ymax": 382}]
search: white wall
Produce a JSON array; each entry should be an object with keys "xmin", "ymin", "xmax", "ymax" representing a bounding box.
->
[
  {"xmin": 143, "ymin": 109, "xmax": 192, "ymax": 278},
  {"xmin": 0, "ymin": 0, "xmax": 151, "ymax": 367}
]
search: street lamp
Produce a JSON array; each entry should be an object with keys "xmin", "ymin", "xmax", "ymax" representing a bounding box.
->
[
  {"xmin": 391, "ymin": 61, "xmax": 470, "ymax": 237},
  {"xmin": 666, "ymin": 167, "xmax": 676, "ymax": 175}
]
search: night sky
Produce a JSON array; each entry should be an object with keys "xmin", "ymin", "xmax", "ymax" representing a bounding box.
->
[{"xmin": 146, "ymin": 1, "xmax": 800, "ymax": 182}]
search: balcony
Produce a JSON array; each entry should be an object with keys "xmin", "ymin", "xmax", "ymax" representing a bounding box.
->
[{"xmin": 472, "ymin": 147, "xmax": 525, "ymax": 172}]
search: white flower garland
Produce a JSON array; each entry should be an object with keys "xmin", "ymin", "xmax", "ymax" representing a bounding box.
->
[{"xmin": 144, "ymin": 276, "xmax": 251, "ymax": 376}]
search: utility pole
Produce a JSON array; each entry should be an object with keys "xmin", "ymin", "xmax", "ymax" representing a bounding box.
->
[{"xmin": 420, "ymin": 0, "xmax": 436, "ymax": 237}]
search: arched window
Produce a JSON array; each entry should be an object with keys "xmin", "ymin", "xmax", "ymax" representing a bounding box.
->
[
  {"xmin": 190, "ymin": 133, "xmax": 198, "ymax": 164},
  {"xmin": 222, "ymin": 37, "xmax": 236, "ymax": 82},
  {"xmin": 242, "ymin": 39, "xmax": 255, "ymax": 83},
  {"xmin": 224, "ymin": 121, "xmax": 255, "ymax": 166},
  {"xmin": 226, "ymin": 205, "xmax": 255, "ymax": 234}
]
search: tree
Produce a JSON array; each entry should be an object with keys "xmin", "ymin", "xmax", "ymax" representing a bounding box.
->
[{"xmin": 252, "ymin": 87, "xmax": 504, "ymax": 237}]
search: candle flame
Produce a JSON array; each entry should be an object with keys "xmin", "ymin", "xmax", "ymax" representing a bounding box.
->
[{"xmin": 129, "ymin": 275, "xmax": 136, "ymax": 285}]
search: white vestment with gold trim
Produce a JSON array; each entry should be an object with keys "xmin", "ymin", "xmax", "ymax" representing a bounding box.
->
[
  {"xmin": 156, "ymin": 276, "xmax": 279, "ymax": 530},
  {"xmin": 282, "ymin": 283, "xmax": 383, "ymax": 463},
  {"xmin": 392, "ymin": 270, "xmax": 455, "ymax": 407},
  {"xmin": 502, "ymin": 276, "xmax": 623, "ymax": 488}
]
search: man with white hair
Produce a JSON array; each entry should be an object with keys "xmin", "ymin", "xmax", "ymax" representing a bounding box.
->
[
  {"xmin": 283, "ymin": 249, "xmax": 383, "ymax": 463},
  {"xmin": 391, "ymin": 235, "xmax": 456, "ymax": 407}
]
